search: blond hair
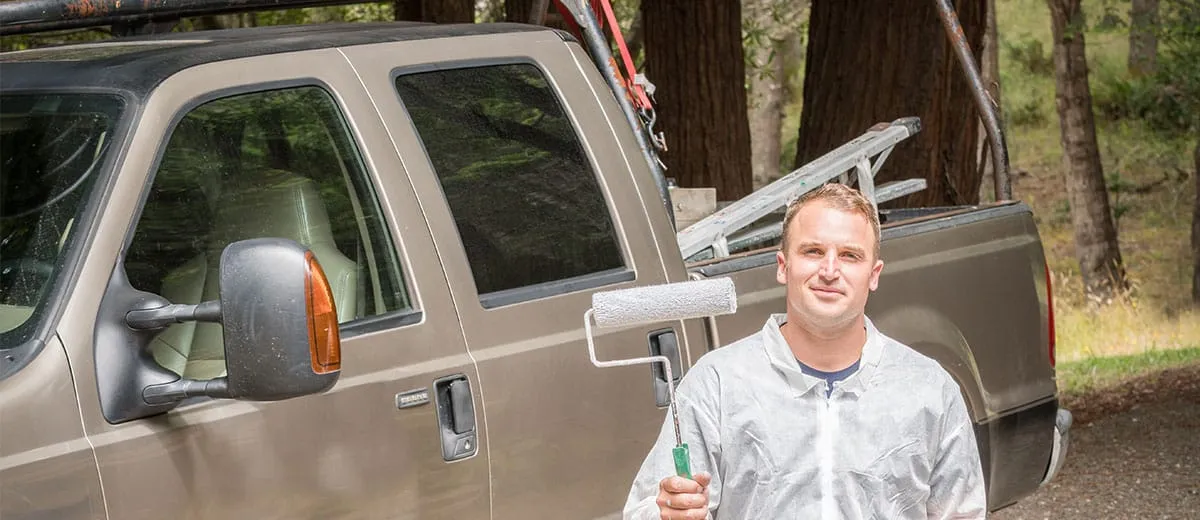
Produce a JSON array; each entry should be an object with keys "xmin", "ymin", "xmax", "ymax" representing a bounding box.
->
[{"xmin": 779, "ymin": 183, "xmax": 881, "ymax": 259}]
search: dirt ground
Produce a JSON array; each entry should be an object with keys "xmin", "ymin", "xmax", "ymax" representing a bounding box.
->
[{"xmin": 991, "ymin": 364, "xmax": 1200, "ymax": 520}]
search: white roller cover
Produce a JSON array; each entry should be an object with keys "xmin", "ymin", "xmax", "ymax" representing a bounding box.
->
[{"xmin": 592, "ymin": 277, "xmax": 737, "ymax": 329}]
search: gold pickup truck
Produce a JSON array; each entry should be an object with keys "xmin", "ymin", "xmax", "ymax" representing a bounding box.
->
[{"xmin": 0, "ymin": 7, "xmax": 1069, "ymax": 519}]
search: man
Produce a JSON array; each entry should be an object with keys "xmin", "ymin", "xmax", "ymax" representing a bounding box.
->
[{"xmin": 623, "ymin": 183, "xmax": 987, "ymax": 519}]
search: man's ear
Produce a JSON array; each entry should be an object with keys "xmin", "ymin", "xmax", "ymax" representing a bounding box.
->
[
  {"xmin": 868, "ymin": 259, "xmax": 884, "ymax": 291},
  {"xmin": 776, "ymin": 250, "xmax": 788, "ymax": 286}
]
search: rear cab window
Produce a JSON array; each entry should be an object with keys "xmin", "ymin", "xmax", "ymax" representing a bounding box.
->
[{"xmin": 393, "ymin": 62, "xmax": 629, "ymax": 306}]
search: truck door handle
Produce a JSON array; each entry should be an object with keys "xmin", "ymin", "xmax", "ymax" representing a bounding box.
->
[
  {"xmin": 648, "ymin": 329, "xmax": 683, "ymax": 408},
  {"xmin": 434, "ymin": 375, "xmax": 477, "ymax": 461}
]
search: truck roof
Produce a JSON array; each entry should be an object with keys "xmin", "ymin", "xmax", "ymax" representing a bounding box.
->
[{"xmin": 0, "ymin": 21, "xmax": 554, "ymax": 94}]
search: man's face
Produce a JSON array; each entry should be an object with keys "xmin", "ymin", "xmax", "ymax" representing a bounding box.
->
[{"xmin": 775, "ymin": 201, "xmax": 884, "ymax": 331}]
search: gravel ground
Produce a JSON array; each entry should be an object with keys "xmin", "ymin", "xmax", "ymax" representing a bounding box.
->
[{"xmin": 991, "ymin": 364, "xmax": 1200, "ymax": 520}]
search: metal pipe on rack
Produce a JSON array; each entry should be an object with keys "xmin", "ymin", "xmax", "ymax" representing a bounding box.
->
[
  {"xmin": 933, "ymin": 0, "xmax": 1012, "ymax": 202},
  {"xmin": 557, "ymin": 0, "xmax": 676, "ymax": 229}
]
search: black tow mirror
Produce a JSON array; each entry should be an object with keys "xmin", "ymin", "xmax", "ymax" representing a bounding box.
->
[
  {"xmin": 98, "ymin": 238, "xmax": 341, "ymax": 424},
  {"xmin": 214, "ymin": 237, "xmax": 340, "ymax": 400}
]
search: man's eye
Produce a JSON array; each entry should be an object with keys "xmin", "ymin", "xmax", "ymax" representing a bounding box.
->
[
  {"xmin": 841, "ymin": 252, "xmax": 861, "ymax": 260},
  {"xmin": 804, "ymin": 249, "xmax": 822, "ymax": 256}
]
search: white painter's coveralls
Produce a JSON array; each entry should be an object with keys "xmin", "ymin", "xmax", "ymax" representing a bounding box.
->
[{"xmin": 623, "ymin": 314, "xmax": 988, "ymax": 519}]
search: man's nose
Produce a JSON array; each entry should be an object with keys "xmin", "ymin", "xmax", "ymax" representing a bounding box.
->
[{"xmin": 819, "ymin": 252, "xmax": 840, "ymax": 277}]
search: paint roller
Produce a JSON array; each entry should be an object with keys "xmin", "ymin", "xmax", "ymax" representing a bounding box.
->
[{"xmin": 583, "ymin": 276, "xmax": 738, "ymax": 480}]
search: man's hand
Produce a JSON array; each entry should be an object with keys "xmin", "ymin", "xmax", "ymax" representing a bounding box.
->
[{"xmin": 656, "ymin": 472, "xmax": 712, "ymax": 519}]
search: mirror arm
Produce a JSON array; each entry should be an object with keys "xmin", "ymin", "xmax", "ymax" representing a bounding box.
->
[
  {"xmin": 126, "ymin": 300, "xmax": 221, "ymax": 330},
  {"xmin": 142, "ymin": 377, "xmax": 231, "ymax": 404}
]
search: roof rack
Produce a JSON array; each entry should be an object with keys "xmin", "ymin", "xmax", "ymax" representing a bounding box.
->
[{"xmin": 0, "ymin": 0, "xmax": 373, "ymax": 36}]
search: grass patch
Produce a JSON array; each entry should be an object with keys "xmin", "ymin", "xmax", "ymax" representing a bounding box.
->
[
  {"xmin": 1056, "ymin": 346, "xmax": 1200, "ymax": 395},
  {"xmin": 1053, "ymin": 289, "xmax": 1200, "ymax": 362}
]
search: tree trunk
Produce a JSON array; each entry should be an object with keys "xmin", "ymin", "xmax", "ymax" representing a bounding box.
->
[
  {"xmin": 394, "ymin": 0, "xmax": 422, "ymax": 21},
  {"xmin": 748, "ymin": 51, "xmax": 786, "ymax": 191},
  {"xmin": 1192, "ymin": 141, "xmax": 1200, "ymax": 304},
  {"xmin": 1129, "ymin": 0, "xmax": 1159, "ymax": 77},
  {"xmin": 745, "ymin": 0, "xmax": 789, "ymax": 190},
  {"xmin": 505, "ymin": 0, "xmax": 537, "ymax": 22},
  {"xmin": 978, "ymin": 0, "xmax": 1003, "ymax": 203},
  {"xmin": 424, "ymin": 0, "xmax": 474, "ymax": 23},
  {"xmin": 794, "ymin": 0, "xmax": 985, "ymax": 207},
  {"xmin": 643, "ymin": 0, "xmax": 753, "ymax": 201},
  {"xmin": 1048, "ymin": 0, "xmax": 1127, "ymax": 302},
  {"xmin": 395, "ymin": 0, "xmax": 474, "ymax": 22}
]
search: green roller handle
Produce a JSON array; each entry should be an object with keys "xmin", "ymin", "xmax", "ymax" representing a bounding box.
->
[{"xmin": 672, "ymin": 443, "xmax": 693, "ymax": 479}]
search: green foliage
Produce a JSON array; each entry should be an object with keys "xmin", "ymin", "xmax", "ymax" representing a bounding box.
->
[
  {"xmin": 1093, "ymin": 65, "xmax": 1196, "ymax": 133},
  {"xmin": 1090, "ymin": 0, "xmax": 1200, "ymax": 135},
  {"xmin": 1158, "ymin": 0, "xmax": 1200, "ymax": 127},
  {"xmin": 742, "ymin": 0, "xmax": 808, "ymax": 81},
  {"xmin": 0, "ymin": 28, "xmax": 112, "ymax": 52},
  {"xmin": 1002, "ymin": 35, "xmax": 1056, "ymax": 76},
  {"xmin": 1007, "ymin": 96, "xmax": 1051, "ymax": 127}
]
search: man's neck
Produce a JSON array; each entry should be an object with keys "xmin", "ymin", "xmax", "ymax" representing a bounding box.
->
[{"xmin": 780, "ymin": 314, "xmax": 867, "ymax": 372}]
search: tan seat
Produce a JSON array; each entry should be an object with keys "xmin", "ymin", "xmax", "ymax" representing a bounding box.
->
[{"xmin": 151, "ymin": 171, "xmax": 358, "ymax": 379}]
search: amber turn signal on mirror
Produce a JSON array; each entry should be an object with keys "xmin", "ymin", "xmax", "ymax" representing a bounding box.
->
[{"xmin": 305, "ymin": 251, "xmax": 341, "ymax": 375}]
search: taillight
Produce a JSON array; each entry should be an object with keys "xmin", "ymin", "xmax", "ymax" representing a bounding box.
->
[
  {"xmin": 1045, "ymin": 262, "xmax": 1056, "ymax": 368},
  {"xmin": 305, "ymin": 251, "xmax": 341, "ymax": 375}
]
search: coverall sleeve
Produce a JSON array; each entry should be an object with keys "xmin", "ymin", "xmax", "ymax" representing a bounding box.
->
[
  {"xmin": 927, "ymin": 377, "xmax": 988, "ymax": 520},
  {"xmin": 623, "ymin": 363, "xmax": 724, "ymax": 520}
]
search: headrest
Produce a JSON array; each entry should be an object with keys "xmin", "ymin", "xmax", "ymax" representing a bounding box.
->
[{"xmin": 208, "ymin": 170, "xmax": 339, "ymax": 255}]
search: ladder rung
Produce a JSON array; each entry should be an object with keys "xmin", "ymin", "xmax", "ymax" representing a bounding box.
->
[{"xmin": 875, "ymin": 179, "xmax": 927, "ymax": 204}]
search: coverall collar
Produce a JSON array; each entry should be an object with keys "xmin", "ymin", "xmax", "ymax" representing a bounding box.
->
[{"xmin": 762, "ymin": 313, "xmax": 884, "ymax": 398}]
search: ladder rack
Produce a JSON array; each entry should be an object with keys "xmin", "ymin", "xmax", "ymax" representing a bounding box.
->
[{"xmin": 676, "ymin": 117, "xmax": 927, "ymax": 262}]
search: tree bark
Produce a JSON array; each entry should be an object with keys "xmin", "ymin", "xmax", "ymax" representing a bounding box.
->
[
  {"xmin": 1129, "ymin": 0, "xmax": 1159, "ymax": 77},
  {"xmin": 505, "ymin": 0, "xmax": 537, "ymax": 22},
  {"xmin": 793, "ymin": 0, "xmax": 985, "ymax": 207},
  {"xmin": 395, "ymin": 0, "xmax": 474, "ymax": 22},
  {"xmin": 394, "ymin": 0, "xmax": 422, "ymax": 21},
  {"xmin": 424, "ymin": 0, "xmax": 474, "ymax": 23},
  {"xmin": 1048, "ymin": 0, "xmax": 1127, "ymax": 301},
  {"xmin": 978, "ymin": 0, "xmax": 1003, "ymax": 203},
  {"xmin": 1192, "ymin": 141, "xmax": 1200, "ymax": 304},
  {"xmin": 643, "ymin": 0, "xmax": 753, "ymax": 201},
  {"xmin": 748, "ymin": 50, "xmax": 786, "ymax": 190}
]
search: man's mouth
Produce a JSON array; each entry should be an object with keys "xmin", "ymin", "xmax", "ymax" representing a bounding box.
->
[{"xmin": 809, "ymin": 286, "xmax": 844, "ymax": 296}]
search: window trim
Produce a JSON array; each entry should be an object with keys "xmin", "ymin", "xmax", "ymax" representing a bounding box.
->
[
  {"xmin": 478, "ymin": 268, "xmax": 635, "ymax": 309},
  {"xmin": 390, "ymin": 58, "xmax": 634, "ymax": 309},
  {"xmin": 121, "ymin": 79, "xmax": 420, "ymax": 330},
  {"xmin": 341, "ymin": 309, "xmax": 424, "ymax": 338}
]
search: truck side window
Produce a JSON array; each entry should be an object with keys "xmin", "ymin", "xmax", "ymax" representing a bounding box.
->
[
  {"xmin": 126, "ymin": 86, "xmax": 410, "ymax": 379},
  {"xmin": 395, "ymin": 63, "xmax": 625, "ymax": 297}
]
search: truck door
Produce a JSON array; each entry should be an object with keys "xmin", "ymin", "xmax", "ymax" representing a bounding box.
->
[
  {"xmin": 0, "ymin": 338, "xmax": 106, "ymax": 520},
  {"xmin": 54, "ymin": 50, "xmax": 490, "ymax": 519},
  {"xmin": 342, "ymin": 32, "xmax": 692, "ymax": 518}
]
